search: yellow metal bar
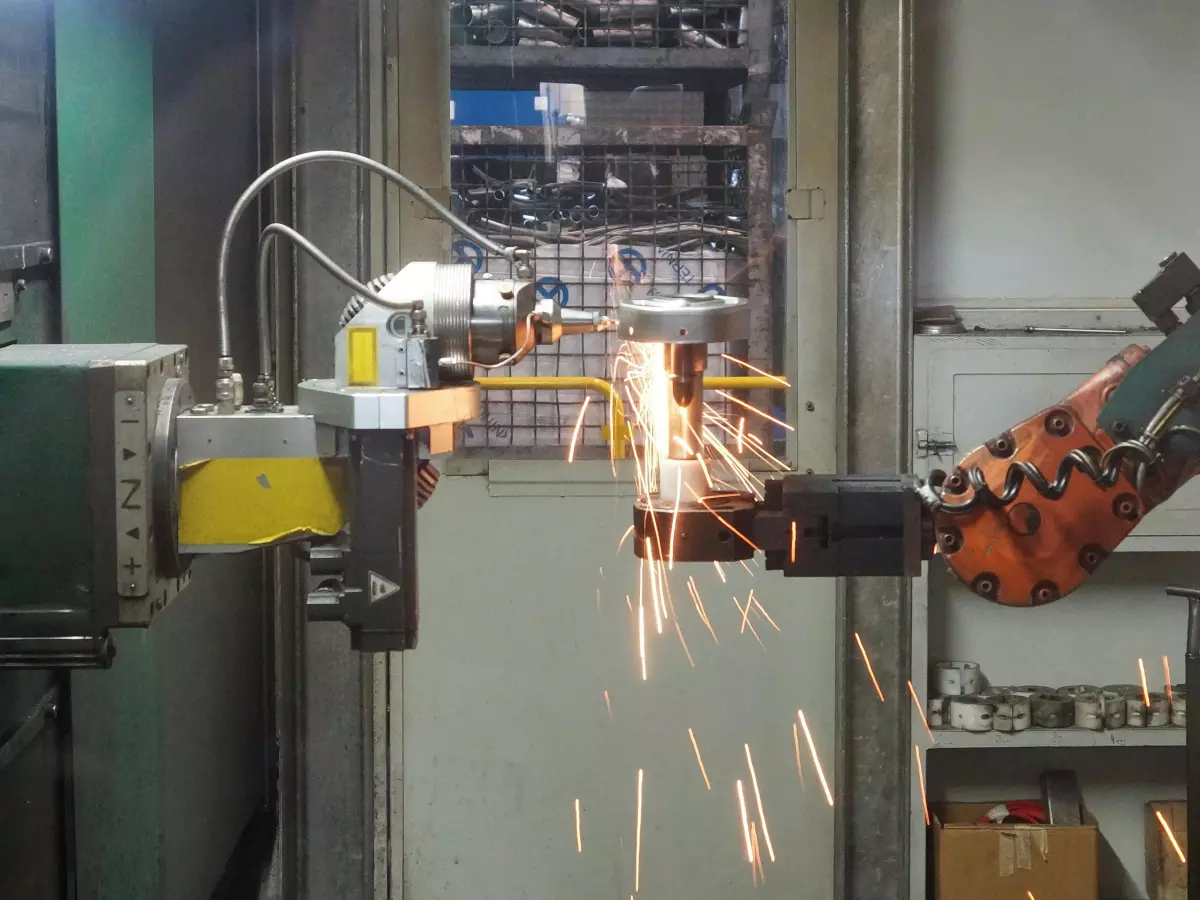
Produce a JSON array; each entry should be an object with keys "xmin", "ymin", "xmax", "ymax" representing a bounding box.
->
[
  {"xmin": 476, "ymin": 375, "xmax": 784, "ymax": 458},
  {"xmin": 478, "ymin": 376, "xmax": 629, "ymax": 458}
]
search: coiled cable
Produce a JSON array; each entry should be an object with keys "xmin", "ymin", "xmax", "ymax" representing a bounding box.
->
[{"xmin": 925, "ymin": 439, "xmax": 1159, "ymax": 516}]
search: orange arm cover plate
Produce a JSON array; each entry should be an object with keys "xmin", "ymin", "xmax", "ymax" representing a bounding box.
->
[{"xmin": 933, "ymin": 346, "xmax": 1151, "ymax": 606}]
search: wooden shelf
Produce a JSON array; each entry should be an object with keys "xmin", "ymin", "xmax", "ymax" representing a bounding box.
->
[{"xmin": 929, "ymin": 726, "xmax": 1185, "ymax": 749}]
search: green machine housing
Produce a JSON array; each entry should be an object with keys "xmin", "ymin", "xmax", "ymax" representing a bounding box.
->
[{"xmin": 0, "ymin": 343, "xmax": 192, "ymax": 667}]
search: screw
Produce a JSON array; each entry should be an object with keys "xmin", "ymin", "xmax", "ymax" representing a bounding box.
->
[
  {"xmin": 127, "ymin": 582, "xmax": 137, "ymax": 592},
  {"xmin": 14, "ymin": 278, "xmax": 27, "ymax": 294},
  {"xmin": 39, "ymin": 246, "xmax": 53, "ymax": 264},
  {"xmin": 1162, "ymin": 251, "xmax": 1179, "ymax": 267},
  {"xmin": 805, "ymin": 401, "xmax": 815, "ymax": 412},
  {"xmin": 125, "ymin": 395, "xmax": 134, "ymax": 405}
]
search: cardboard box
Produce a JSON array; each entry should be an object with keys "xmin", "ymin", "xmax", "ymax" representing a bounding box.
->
[
  {"xmin": 933, "ymin": 803, "xmax": 1099, "ymax": 900},
  {"xmin": 1146, "ymin": 801, "xmax": 1187, "ymax": 900}
]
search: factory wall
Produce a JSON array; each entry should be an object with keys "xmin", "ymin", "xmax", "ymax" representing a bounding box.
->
[
  {"xmin": 915, "ymin": 0, "xmax": 1200, "ymax": 304},
  {"xmin": 408, "ymin": 474, "xmax": 838, "ymax": 900}
]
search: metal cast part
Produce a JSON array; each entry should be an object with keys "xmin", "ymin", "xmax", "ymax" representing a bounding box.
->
[
  {"xmin": 633, "ymin": 494, "xmax": 756, "ymax": 563},
  {"xmin": 177, "ymin": 407, "xmax": 331, "ymax": 466},
  {"xmin": 665, "ymin": 343, "xmax": 706, "ymax": 459},
  {"xmin": 617, "ymin": 292, "xmax": 750, "ymax": 344}
]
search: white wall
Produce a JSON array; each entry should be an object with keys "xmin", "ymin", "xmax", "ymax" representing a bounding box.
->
[
  {"xmin": 405, "ymin": 474, "xmax": 837, "ymax": 900},
  {"xmin": 916, "ymin": 0, "xmax": 1200, "ymax": 303}
]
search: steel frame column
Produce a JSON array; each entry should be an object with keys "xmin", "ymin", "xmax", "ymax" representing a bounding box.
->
[{"xmin": 836, "ymin": 1, "xmax": 914, "ymax": 899}]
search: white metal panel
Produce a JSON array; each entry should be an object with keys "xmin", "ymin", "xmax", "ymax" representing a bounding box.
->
[
  {"xmin": 915, "ymin": 334, "xmax": 1200, "ymax": 550},
  {"xmin": 403, "ymin": 476, "xmax": 836, "ymax": 900}
]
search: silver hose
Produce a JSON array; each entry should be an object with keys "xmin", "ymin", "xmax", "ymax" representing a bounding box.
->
[
  {"xmin": 255, "ymin": 225, "xmax": 421, "ymax": 382},
  {"xmin": 218, "ymin": 149, "xmax": 527, "ymax": 372}
]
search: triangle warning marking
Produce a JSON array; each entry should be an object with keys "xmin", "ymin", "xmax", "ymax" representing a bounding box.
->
[{"xmin": 369, "ymin": 571, "xmax": 401, "ymax": 604}]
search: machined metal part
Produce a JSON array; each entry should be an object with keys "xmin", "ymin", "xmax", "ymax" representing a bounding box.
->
[
  {"xmin": 298, "ymin": 380, "xmax": 481, "ymax": 431},
  {"xmin": 617, "ymin": 292, "xmax": 749, "ymax": 344},
  {"xmin": 1031, "ymin": 691, "xmax": 1075, "ymax": 728},
  {"xmin": 1148, "ymin": 691, "xmax": 1171, "ymax": 727},
  {"xmin": 934, "ymin": 661, "xmax": 982, "ymax": 697},
  {"xmin": 632, "ymin": 493, "xmax": 756, "ymax": 562},
  {"xmin": 1127, "ymin": 695, "xmax": 1147, "ymax": 727},
  {"xmin": 1102, "ymin": 690, "xmax": 1127, "ymax": 728},
  {"xmin": 1072, "ymin": 691, "xmax": 1104, "ymax": 731},
  {"xmin": 947, "ymin": 695, "xmax": 993, "ymax": 732},
  {"xmin": 665, "ymin": 343, "xmax": 706, "ymax": 459},
  {"xmin": 978, "ymin": 691, "xmax": 1030, "ymax": 733},
  {"xmin": 926, "ymin": 696, "xmax": 946, "ymax": 728},
  {"xmin": 177, "ymin": 406, "xmax": 332, "ymax": 465}
]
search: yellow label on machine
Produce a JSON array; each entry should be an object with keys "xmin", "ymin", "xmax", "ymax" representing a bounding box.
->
[
  {"xmin": 178, "ymin": 457, "xmax": 346, "ymax": 550},
  {"xmin": 346, "ymin": 326, "xmax": 379, "ymax": 386}
]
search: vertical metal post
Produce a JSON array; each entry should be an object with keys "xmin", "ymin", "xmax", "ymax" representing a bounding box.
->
[
  {"xmin": 1166, "ymin": 585, "xmax": 1200, "ymax": 896},
  {"xmin": 1188, "ymin": 597, "xmax": 1200, "ymax": 898},
  {"xmin": 838, "ymin": 1, "xmax": 914, "ymax": 899}
]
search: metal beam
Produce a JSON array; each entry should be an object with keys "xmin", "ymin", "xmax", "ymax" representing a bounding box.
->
[{"xmin": 837, "ymin": 1, "xmax": 914, "ymax": 899}]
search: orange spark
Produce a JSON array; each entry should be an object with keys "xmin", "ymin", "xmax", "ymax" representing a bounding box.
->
[
  {"xmin": 575, "ymin": 798, "xmax": 583, "ymax": 852},
  {"xmin": 617, "ymin": 524, "xmax": 634, "ymax": 553},
  {"xmin": 798, "ymin": 710, "xmax": 833, "ymax": 806},
  {"xmin": 1164, "ymin": 656, "xmax": 1174, "ymax": 704},
  {"xmin": 792, "ymin": 723, "xmax": 805, "ymax": 788},
  {"xmin": 687, "ymin": 577, "xmax": 718, "ymax": 644},
  {"xmin": 739, "ymin": 560, "xmax": 754, "ymax": 576},
  {"xmin": 1027, "ymin": 893, "xmax": 1036, "ymax": 900},
  {"xmin": 694, "ymin": 451, "xmax": 715, "ymax": 489},
  {"xmin": 790, "ymin": 521, "xmax": 797, "ymax": 564},
  {"xmin": 750, "ymin": 821, "xmax": 765, "ymax": 884},
  {"xmin": 855, "ymin": 632, "xmax": 886, "ymax": 702},
  {"xmin": 715, "ymin": 390, "xmax": 794, "ymax": 432},
  {"xmin": 691, "ymin": 487, "xmax": 762, "ymax": 552},
  {"xmin": 1156, "ymin": 810, "xmax": 1186, "ymax": 863},
  {"xmin": 625, "ymin": 594, "xmax": 633, "ymax": 612},
  {"xmin": 720, "ymin": 353, "xmax": 790, "ymax": 386},
  {"xmin": 733, "ymin": 597, "xmax": 766, "ymax": 649},
  {"xmin": 668, "ymin": 468, "xmax": 682, "ymax": 570},
  {"xmin": 713, "ymin": 561, "xmax": 727, "ymax": 582},
  {"xmin": 638, "ymin": 589, "xmax": 647, "ymax": 682},
  {"xmin": 688, "ymin": 728, "xmax": 711, "ymax": 790},
  {"xmin": 744, "ymin": 743, "xmax": 776, "ymax": 862},
  {"xmin": 645, "ymin": 542, "xmax": 664, "ymax": 636},
  {"xmin": 674, "ymin": 617, "xmax": 695, "ymax": 668},
  {"xmin": 914, "ymin": 745, "xmax": 929, "ymax": 826},
  {"xmin": 567, "ymin": 396, "xmax": 591, "ymax": 462},
  {"xmin": 634, "ymin": 769, "xmax": 644, "ymax": 891},
  {"xmin": 672, "ymin": 435, "xmax": 693, "ymax": 455},
  {"xmin": 608, "ymin": 383, "xmax": 617, "ymax": 477},
  {"xmin": 736, "ymin": 779, "xmax": 753, "ymax": 862},
  {"xmin": 736, "ymin": 416, "xmax": 746, "ymax": 453},
  {"xmin": 1139, "ymin": 657, "xmax": 1151, "ymax": 707},
  {"xmin": 749, "ymin": 590, "xmax": 780, "ymax": 632},
  {"xmin": 908, "ymin": 681, "xmax": 936, "ymax": 744}
]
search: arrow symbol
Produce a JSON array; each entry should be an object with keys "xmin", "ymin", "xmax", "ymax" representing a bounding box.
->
[
  {"xmin": 126, "ymin": 526, "xmax": 140, "ymax": 540},
  {"xmin": 123, "ymin": 448, "xmax": 136, "ymax": 461},
  {"xmin": 368, "ymin": 571, "xmax": 402, "ymax": 604}
]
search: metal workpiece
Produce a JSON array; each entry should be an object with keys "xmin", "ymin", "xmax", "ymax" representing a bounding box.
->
[
  {"xmin": 632, "ymin": 493, "xmax": 757, "ymax": 562},
  {"xmin": 616, "ymin": 292, "xmax": 750, "ymax": 344},
  {"xmin": 297, "ymin": 380, "xmax": 482, "ymax": 432},
  {"xmin": 758, "ymin": 475, "xmax": 931, "ymax": 578},
  {"xmin": 177, "ymin": 406, "xmax": 331, "ymax": 466}
]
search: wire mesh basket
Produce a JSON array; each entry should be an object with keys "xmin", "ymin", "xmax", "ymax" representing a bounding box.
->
[
  {"xmin": 450, "ymin": 0, "xmax": 748, "ymax": 50},
  {"xmin": 450, "ymin": 136, "xmax": 751, "ymax": 455}
]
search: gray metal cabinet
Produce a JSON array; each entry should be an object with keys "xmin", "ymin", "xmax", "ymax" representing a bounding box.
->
[{"xmin": 909, "ymin": 333, "xmax": 1195, "ymax": 900}]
